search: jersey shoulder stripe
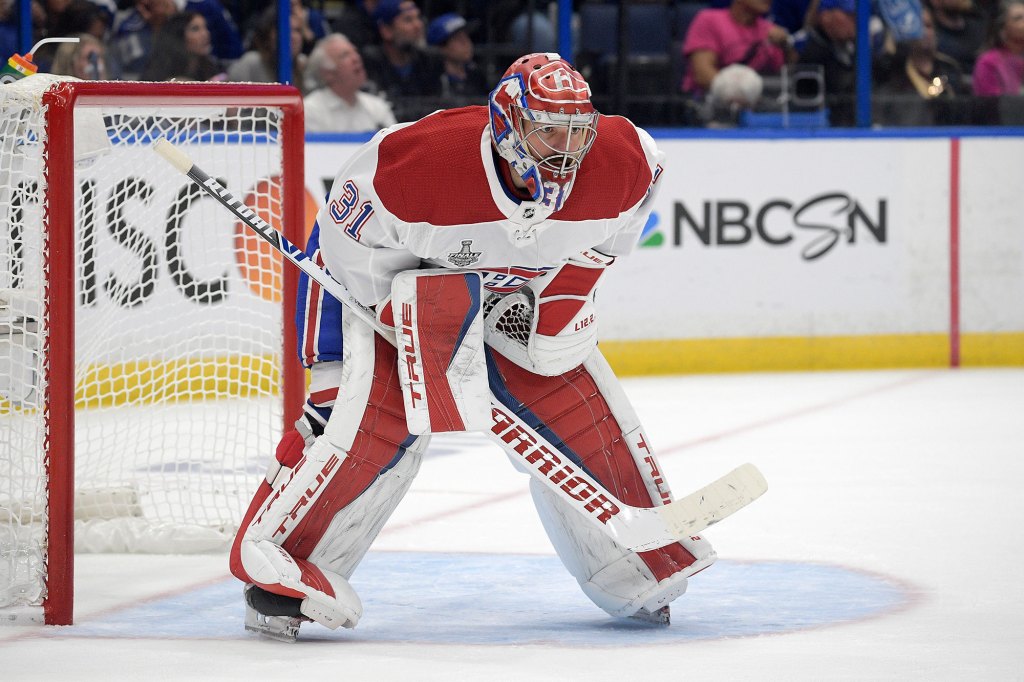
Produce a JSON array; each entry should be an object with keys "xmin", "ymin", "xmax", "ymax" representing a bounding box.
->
[
  {"xmin": 550, "ymin": 116, "xmax": 653, "ymax": 221},
  {"xmin": 374, "ymin": 107, "xmax": 505, "ymax": 225}
]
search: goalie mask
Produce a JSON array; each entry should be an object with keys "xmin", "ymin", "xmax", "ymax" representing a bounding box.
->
[{"xmin": 488, "ymin": 53, "xmax": 599, "ymax": 212}]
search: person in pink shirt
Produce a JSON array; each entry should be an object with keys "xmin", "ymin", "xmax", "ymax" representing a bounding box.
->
[
  {"xmin": 682, "ymin": 0, "xmax": 796, "ymax": 97},
  {"xmin": 972, "ymin": 0, "xmax": 1024, "ymax": 95}
]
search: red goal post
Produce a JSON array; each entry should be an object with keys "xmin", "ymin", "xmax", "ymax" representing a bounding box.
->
[{"xmin": 0, "ymin": 79, "xmax": 307, "ymax": 625}]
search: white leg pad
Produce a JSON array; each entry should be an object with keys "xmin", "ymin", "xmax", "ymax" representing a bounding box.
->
[
  {"xmin": 240, "ymin": 538, "xmax": 362, "ymax": 630},
  {"xmin": 531, "ymin": 478, "xmax": 716, "ymax": 618},
  {"xmin": 307, "ymin": 436, "xmax": 427, "ymax": 578},
  {"xmin": 247, "ymin": 435, "xmax": 349, "ymax": 546}
]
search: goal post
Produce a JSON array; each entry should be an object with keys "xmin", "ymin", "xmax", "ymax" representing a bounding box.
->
[{"xmin": 0, "ymin": 77, "xmax": 307, "ymax": 625}]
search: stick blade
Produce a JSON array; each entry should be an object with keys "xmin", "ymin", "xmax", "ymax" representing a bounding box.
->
[{"xmin": 658, "ymin": 462, "xmax": 767, "ymax": 538}]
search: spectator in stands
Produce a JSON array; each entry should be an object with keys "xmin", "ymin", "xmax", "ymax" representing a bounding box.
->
[
  {"xmin": 292, "ymin": 0, "xmax": 330, "ymax": 54},
  {"xmin": 182, "ymin": 0, "xmax": 243, "ymax": 62},
  {"xmin": 49, "ymin": 31, "xmax": 108, "ymax": 78},
  {"xmin": 797, "ymin": 0, "xmax": 858, "ymax": 125},
  {"xmin": 681, "ymin": 0, "xmax": 795, "ymax": 100},
  {"xmin": 361, "ymin": 0, "xmax": 443, "ymax": 119},
  {"xmin": 227, "ymin": 4, "xmax": 308, "ymax": 92},
  {"xmin": 304, "ymin": 33, "xmax": 396, "ymax": 132},
  {"xmin": 37, "ymin": 0, "xmax": 73, "ymax": 46},
  {"xmin": 972, "ymin": 0, "xmax": 1024, "ymax": 94},
  {"xmin": 426, "ymin": 12, "xmax": 488, "ymax": 104},
  {"xmin": 142, "ymin": 10, "xmax": 224, "ymax": 81},
  {"xmin": 48, "ymin": 0, "xmax": 111, "ymax": 41},
  {"xmin": 331, "ymin": 0, "xmax": 382, "ymax": 49},
  {"xmin": 928, "ymin": 0, "xmax": 987, "ymax": 72},
  {"xmin": 21, "ymin": 0, "xmax": 113, "ymax": 71},
  {"xmin": 875, "ymin": 6, "xmax": 966, "ymax": 124},
  {"xmin": 111, "ymin": 0, "xmax": 178, "ymax": 79}
]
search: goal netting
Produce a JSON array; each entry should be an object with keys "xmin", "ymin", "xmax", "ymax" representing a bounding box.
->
[{"xmin": 0, "ymin": 77, "xmax": 305, "ymax": 624}]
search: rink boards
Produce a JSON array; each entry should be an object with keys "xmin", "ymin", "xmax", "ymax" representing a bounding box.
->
[
  {"xmin": 10, "ymin": 131, "xmax": 1013, "ymax": 393},
  {"xmin": 305, "ymin": 132, "xmax": 1024, "ymax": 373}
]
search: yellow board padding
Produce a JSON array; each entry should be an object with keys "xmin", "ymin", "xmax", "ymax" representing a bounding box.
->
[
  {"xmin": 598, "ymin": 333, "xmax": 1021, "ymax": 376},
  {"xmin": 75, "ymin": 354, "xmax": 282, "ymax": 409},
  {"xmin": 3, "ymin": 335, "xmax": 1022, "ymax": 413},
  {"xmin": 961, "ymin": 333, "xmax": 1024, "ymax": 366}
]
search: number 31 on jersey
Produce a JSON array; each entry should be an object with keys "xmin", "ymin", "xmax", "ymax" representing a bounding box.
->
[{"xmin": 329, "ymin": 180, "xmax": 375, "ymax": 241}]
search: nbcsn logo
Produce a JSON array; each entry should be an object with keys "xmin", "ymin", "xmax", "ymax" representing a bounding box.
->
[{"xmin": 639, "ymin": 212, "xmax": 663, "ymax": 248}]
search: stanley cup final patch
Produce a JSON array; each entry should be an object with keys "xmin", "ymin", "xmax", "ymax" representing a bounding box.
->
[{"xmin": 447, "ymin": 240, "xmax": 482, "ymax": 267}]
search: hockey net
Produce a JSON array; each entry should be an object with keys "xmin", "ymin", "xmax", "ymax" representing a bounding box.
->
[{"xmin": 0, "ymin": 77, "xmax": 305, "ymax": 624}]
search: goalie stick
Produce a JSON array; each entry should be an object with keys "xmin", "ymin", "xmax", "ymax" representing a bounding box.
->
[{"xmin": 153, "ymin": 138, "xmax": 767, "ymax": 552}]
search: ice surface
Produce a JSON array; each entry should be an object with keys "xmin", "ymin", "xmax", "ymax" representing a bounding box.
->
[{"xmin": 3, "ymin": 368, "xmax": 1022, "ymax": 680}]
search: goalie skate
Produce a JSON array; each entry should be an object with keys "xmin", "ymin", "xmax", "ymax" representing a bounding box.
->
[
  {"xmin": 629, "ymin": 605, "xmax": 670, "ymax": 625},
  {"xmin": 243, "ymin": 585, "xmax": 308, "ymax": 643}
]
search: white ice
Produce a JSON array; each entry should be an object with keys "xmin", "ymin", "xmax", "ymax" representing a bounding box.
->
[{"xmin": 3, "ymin": 368, "xmax": 1022, "ymax": 680}]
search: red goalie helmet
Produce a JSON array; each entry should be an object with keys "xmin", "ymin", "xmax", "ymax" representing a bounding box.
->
[{"xmin": 489, "ymin": 53, "xmax": 599, "ymax": 212}]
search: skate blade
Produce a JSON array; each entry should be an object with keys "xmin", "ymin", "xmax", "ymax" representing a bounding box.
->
[
  {"xmin": 629, "ymin": 605, "xmax": 671, "ymax": 626},
  {"xmin": 245, "ymin": 607, "xmax": 304, "ymax": 642}
]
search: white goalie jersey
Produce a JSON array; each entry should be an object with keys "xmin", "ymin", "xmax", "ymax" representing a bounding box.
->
[{"xmin": 313, "ymin": 106, "xmax": 664, "ymax": 370}]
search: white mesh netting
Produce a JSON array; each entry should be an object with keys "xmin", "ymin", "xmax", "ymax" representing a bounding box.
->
[{"xmin": 1, "ymin": 76, "xmax": 297, "ymax": 617}]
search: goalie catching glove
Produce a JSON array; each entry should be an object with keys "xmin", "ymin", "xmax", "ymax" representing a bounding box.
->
[{"xmin": 484, "ymin": 252, "xmax": 611, "ymax": 376}]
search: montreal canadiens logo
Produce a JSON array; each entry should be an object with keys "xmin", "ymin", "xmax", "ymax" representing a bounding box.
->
[{"xmin": 530, "ymin": 63, "xmax": 591, "ymax": 103}]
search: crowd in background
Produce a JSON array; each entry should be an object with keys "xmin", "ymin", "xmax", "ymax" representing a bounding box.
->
[
  {"xmin": 677, "ymin": 0, "xmax": 1024, "ymax": 125},
  {"xmin": 1, "ymin": 0, "xmax": 1022, "ymax": 129}
]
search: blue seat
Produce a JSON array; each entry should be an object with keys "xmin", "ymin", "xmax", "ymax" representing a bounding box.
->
[
  {"xmin": 674, "ymin": 1, "xmax": 708, "ymax": 42},
  {"xmin": 628, "ymin": 5, "xmax": 672, "ymax": 56},
  {"xmin": 739, "ymin": 110, "xmax": 831, "ymax": 128},
  {"xmin": 578, "ymin": 4, "xmax": 618, "ymax": 59},
  {"xmin": 578, "ymin": 3, "xmax": 673, "ymax": 58}
]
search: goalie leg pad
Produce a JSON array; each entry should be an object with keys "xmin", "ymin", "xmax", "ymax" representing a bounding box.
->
[
  {"xmin": 488, "ymin": 349, "xmax": 716, "ymax": 617},
  {"xmin": 305, "ymin": 434, "xmax": 425, "ymax": 579},
  {"xmin": 531, "ymin": 479, "xmax": 714, "ymax": 617},
  {"xmin": 230, "ymin": 315, "xmax": 425, "ymax": 625}
]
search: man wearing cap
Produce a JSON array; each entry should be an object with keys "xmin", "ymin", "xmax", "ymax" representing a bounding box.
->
[
  {"xmin": 361, "ymin": 0, "xmax": 443, "ymax": 120},
  {"xmin": 427, "ymin": 12, "xmax": 488, "ymax": 103},
  {"xmin": 796, "ymin": 0, "xmax": 857, "ymax": 125},
  {"xmin": 304, "ymin": 33, "xmax": 397, "ymax": 133}
]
